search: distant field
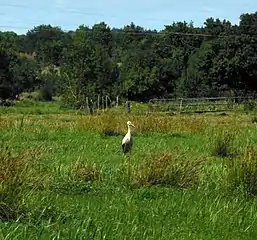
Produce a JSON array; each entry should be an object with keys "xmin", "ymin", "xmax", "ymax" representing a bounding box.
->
[{"xmin": 1, "ymin": 101, "xmax": 257, "ymax": 239}]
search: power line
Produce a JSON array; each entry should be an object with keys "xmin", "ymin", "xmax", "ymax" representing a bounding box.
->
[
  {"xmin": 1, "ymin": 2, "xmax": 257, "ymax": 28},
  {"xmin": 0, "ymin": 24, "xmax": 210, "ymax": 37},
  {"xmin": 1, "ymin": 24, "xmax": 257, "ymax": 38},
  {"xmin": 0, "ymin": 3, "xmax": 257, "ymax": 38},
  {"xmin": 0, "ymin": 3, "xmax": 129, "ymax": 18}
]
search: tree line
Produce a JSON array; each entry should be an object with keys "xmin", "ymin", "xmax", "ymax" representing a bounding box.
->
[{"xmin": 1, "ymin": 12, "xmax": 257, "ymax": 108}]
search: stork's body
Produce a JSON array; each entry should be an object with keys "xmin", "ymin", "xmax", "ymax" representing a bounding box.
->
[{"xmin": 122, "ymin": 121, "xmax": 135, "ymax": 154}]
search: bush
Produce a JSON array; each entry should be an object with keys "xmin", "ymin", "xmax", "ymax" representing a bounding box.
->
[
  {"xmin": 39, "ymin": 78, "xmax": 54, "ymax": 101},
  {"xmin": 77, "ymin": 113, "xmax": 204, "ymax": 135},
  {"xmin": 130, "ymin": 150, "xmax": 203, "ymax": 189},
  {"xmin": 70, "ymin": 160, "xmax": 101, "ymax": 182},
  {"xmin": 228, "ymin": 146, "xmax": 257, "ymax": 196},
  {"xmin": 211, "ymin": 128, "xmax": 238, "ymax": 158},
  {"xmin": 251, "ymin": 116, "xmax": 257, "ymax": 123},
  {"xmin": 0, "ymin": 145, "xmax": 46, "ymax": 221},
  {"xmin": 39, "ymin": 87, "xmax": 52, "ymax": 101},
  {"xmin": 50, "ymin": 159, "xmax": 101, "ymax": 195},
  {"xmin": 242, "ymin": 100, "xmax": 257, "ymax": 112}
]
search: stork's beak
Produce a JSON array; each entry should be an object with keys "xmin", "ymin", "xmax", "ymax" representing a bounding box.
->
[{"xmin": 131, "ymin": 123, "xmax": 136, "ymax": 128}]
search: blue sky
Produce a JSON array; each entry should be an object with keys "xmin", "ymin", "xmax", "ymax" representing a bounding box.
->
[{"xmin": 0, "ymin": 0, "xmax": 256, "ymax": 34}]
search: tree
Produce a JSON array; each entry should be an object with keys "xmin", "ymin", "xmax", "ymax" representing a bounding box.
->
[
  {"xmin": 0, "ymin": 48, "xmax": 14, "ymax": 99},
  {"xmin": 1, "ymin": 12, "xmax": 257, "ymax": 104}
]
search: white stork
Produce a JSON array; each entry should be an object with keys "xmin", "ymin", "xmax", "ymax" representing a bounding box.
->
[{"xmin": 122, "ymin": 121, "xmax": 136, "ymax": 154}]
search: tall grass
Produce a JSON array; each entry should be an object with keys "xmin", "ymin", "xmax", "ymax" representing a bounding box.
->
[
  {"xmin": 77, "ymin": 113, "xmax": 205, "ymax": 135},
  {"xmin": 0, "ymin": 144, "xmax": 46, "ymax": 221},
  {"xmin": 1, "ymin": 103, "xmax": 257, "ymax": 238},
  {"xmin": 211, "ymin": 127, "xmax": 239, "ymax": 158},
  {"xmin": 49, "ymin": 158, "xmax": 101, "ymax": 195},
  {"xmin": 130, "ymin": 150, "xmax": 204, "ymax": 188},
  {"xmin": 228, "ymin": 146, "xmax": 257, "ymax": 196}
]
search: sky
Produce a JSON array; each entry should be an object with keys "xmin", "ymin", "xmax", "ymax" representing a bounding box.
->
[{"xmin": 0, "ymin": 0, "xmax": 256, "ymax": 34}]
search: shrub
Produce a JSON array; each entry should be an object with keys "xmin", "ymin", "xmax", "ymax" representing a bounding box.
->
[
  {"xmin": 39, "ymin": 78, "xmax": 54, "ymax": 101},
  {"xmin": 76, "ymin": 114, "xmax": 204, "ymax": 135},
  {"xmin": 251, "ymin": 116, "xmax": 257, "ymax": 123},
  {"xmin": 70, "ymin": 160, "xmax": 101, "ymax": 182},
  {"xmin": 242, "ymin": 100, "xmax": 257, "ymax": 112},
  {"xmin": 130, "ymin": 150, "xmax": 203, "ymax": 189},
  {"xmin": 101, "ymin": 129, "xmax": 121, "ymax": 137},
  {"xmin": 50, "ymin": 159, "xmax": 101, "ymax": 195},
  {"xmin": 211, "ymin": 128, "xmax": 238, "ymax": 158},
  {"xmin": 228, "ymin": 146, "xmax": 257, "ymax": 197},
  {"xmin": 0, "ymin": 144, "xmax": 46, "ymax": 221},
  {"xmin": 100, "ymin": 114, "xmax": 122, "ymax": 137}
]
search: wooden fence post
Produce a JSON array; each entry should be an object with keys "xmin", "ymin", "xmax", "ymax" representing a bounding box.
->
[
  {"xmin": 102, "ymin": 96, "xmax": 104, "ymax": 112},
  {"xmin": 126, "ymin": 101, "xmax": 131, "ymax": 113},
  {"xmin": 105, "ymin": 95, "xmax": 108, "ymax": 110},
  {"xmin": 179, "ymin": 99, "xmax": 183, "ymax": 113},
  {"xmin": 97, "ymin": 95, "xmax": 100, "ymax": 111},
  {"xmin": 116, "ymin": 96, "xmax": 119, "ymax": 108}
]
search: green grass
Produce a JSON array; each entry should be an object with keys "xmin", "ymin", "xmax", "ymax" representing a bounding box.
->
[{"xmin": 1, "ymin": 102, "xmax": 257, "ymax": 239}]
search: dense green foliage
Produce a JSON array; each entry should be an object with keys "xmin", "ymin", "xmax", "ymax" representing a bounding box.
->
[{"xmin": 1, "ymin": 12, "xmax": 257, "ymax": 106}]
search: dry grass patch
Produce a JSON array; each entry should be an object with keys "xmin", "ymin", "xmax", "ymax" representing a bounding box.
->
[
  {"xmin": 0, "ymin": 144, "xmax": 48, "ymax": 221},
  {"xmin": 129, "ymin": 150, "xmax": 204, "ymax": 189},
  {"xmin": 0, "ymin": 117, "xmax": 16, "ymax": 130},
  {"xmin": 228, "ymin": 146, "xmax": 257, "ymax": 197},
  {"xmin": 77, "ymin": 114, "xmax": 205, "ymax": 135},
  {"xmin": 50, "ymin": 158, "xmax": 101, "ymax": 195},
  {"xmin": 211, "ymin": 127, "xmax": 239, "ymax": 158},
  {"xmin": 0, "ymin": 115, "xmax": 76, "ymax": 132},
  {"xmin": 70, "ymin": 159, "xmax": 101, "ymax": 182}
]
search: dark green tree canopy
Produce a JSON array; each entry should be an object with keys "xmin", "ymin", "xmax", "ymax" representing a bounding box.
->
[{"xmin": 1, "ymin": 11, "xmax": 257, "ymax": 105}]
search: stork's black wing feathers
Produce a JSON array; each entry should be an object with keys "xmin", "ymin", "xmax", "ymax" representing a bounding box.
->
[
  {"xmin": 122, "ymin": 143, "xmax": 126, "ymax": 153},
  {"xmin": 122, "ymin": 143, "xmax": 129, "ymax": 153}
]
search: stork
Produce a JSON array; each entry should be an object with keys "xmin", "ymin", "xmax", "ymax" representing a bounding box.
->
[{"xmin": 122, "ymin": 121, "xmax": 136, "ymax": 154}]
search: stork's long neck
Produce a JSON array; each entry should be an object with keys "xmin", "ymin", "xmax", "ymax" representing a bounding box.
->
[{"xmin": 127, "ymin": 125, "xmax": 131, "ymax": 134}]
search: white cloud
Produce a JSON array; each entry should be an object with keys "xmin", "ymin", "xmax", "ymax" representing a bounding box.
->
[
  {"xmin": 200, "ymin": 7, "xmax": 214, "ymax": 13},
  {"xmin": 55, "ymin": 0, "xmax": 69, "ymax": 9}
]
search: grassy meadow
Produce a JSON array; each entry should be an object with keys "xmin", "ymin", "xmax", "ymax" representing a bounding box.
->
[{"xmin": 1, "ymin": 100, "xmax": 257, "ymax": 239}]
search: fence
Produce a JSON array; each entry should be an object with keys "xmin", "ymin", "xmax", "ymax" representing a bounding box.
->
[
  {"xmin": 148, "ymin": 96, "xmax": 255, "ymax": 113},
  {"xmin": 84, "ymin": 95, "xmax": 131, "ymax": 114}
]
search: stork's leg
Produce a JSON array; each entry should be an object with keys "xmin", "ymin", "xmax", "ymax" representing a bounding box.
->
[
  {"xmin": 129, "ymin": 149, "xmax": 132, "ymax": 158},
  {"xmin": 128, "ymin": 143, "xmax": 132, "ymax": 158}
]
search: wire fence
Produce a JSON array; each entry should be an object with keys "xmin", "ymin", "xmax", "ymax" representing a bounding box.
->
[
  {"xmin": 78, "ymin": 95, "xmax": 131, "ymax": 114},
  {"xmin": 148, "ymin": 96, "xmax": 255, "ymax": 113},
  {"xmin": 1, "ymin": 94, "xmax": 256, "ymax": 115}
]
